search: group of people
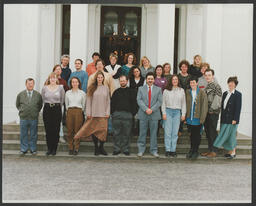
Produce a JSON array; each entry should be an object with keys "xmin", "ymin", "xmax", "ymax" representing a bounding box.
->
[{"xmin": 16, "ymin": 52, "xmax": 242, "ymax": 159}]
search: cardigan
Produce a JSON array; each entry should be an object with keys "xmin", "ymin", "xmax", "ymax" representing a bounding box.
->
[
  {"xmin": 185, "ymin": 87, "xmax": 208, "ymax": 124},
  {"xmin": 220, "ymin": 90, "xmax": 242, "ymax": 124}
]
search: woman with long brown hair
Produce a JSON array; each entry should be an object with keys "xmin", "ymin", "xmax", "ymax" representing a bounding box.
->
[
  {"xmin": 65, "ymin": 77, "xmax": 86, "ymax": 155},
  {"xmin": 121, "ymin": 52, "xmax": 136, "ymax": 76},
  {"xmin": 74, "ymin": 71, "xmax": 110, "ymax": 155},
  {"xmin": 162, "ymin": 74, "xmax": 186, "ymax": 157}
]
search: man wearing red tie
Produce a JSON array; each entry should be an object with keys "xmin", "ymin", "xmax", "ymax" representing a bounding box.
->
[{"xmin": 137, "ymin": 72, "xmax": 163, "ymax": 157}]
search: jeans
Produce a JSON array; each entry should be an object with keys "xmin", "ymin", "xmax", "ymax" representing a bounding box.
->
[
  {"xmin": 20, "ymin": 119, "xmax": 38, "ymax": 152},
  {"xmin": 137, "ymin": 119, "xmax": 158, "ymax": 154},
  {"xmin": 163, "ymin": 108, "xmax": 181, "ymax": 152}
]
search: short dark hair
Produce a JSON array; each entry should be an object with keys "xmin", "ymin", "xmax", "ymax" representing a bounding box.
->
[
  {"xmin": 92, "ymin": 52, "xmax": 100, "ymax": 58},
  {"xmin": 154, "ymin": 65, "xmax": 164, "ymax": 77},
  {"xmin": 227, "ymin": 76, "xmax": 238, "ymax": 86},
  {"xmin": 146, "ymin": 72, "xmax": 155, "ymax": 79},
  {"xmin": 75, "ymin": 59, "xmax": 83, "ymax": 65},
  {"xmin": 179, "ymin": 60, "xmax": 190, "ymax": 69},
  {"xmin": 128, "ymin": 65, "xmax": 142, "ymax": 79},
  {"xmin": 25, "ymin": 78, "xmax": 34, "ymax": 84},
  {"xmin": 205, "ymin": 68, "xmax": 215, "ymax": 76},
  {"xmin": 119, "ymin": 75, "xmax": 128, "ymax": 81},
  {"xmin": 95, "ymin": 58, "xmax": 105, "ymax": 67},
  {"xmin": 189, "ymin": 76, "xmax": 198, "ymax": 83}
]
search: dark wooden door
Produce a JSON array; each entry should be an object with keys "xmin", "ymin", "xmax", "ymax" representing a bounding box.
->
[{"xmin": 100, "ymin": 6, "xmax": 141, "ymax": 65}]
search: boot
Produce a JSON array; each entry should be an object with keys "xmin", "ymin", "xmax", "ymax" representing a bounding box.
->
[
  {"xmin": 92, "ymin": 135, "xmax": 100, "ymax": 156},
  {"xmin": 99, "ymin": 141, "xmax": 108, "ymax": 155}
]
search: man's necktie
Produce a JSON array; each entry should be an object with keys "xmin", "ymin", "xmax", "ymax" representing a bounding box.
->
[{"xmin": 148, "ymin": 86, "xmax": 151, "ymax": 109}]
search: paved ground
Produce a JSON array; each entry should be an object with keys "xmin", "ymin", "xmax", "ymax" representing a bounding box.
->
[{"xmin": 2, "ymin": 155, "xmax": 251, "ymax": 203}]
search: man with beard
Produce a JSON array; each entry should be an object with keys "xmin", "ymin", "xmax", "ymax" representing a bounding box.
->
[{"xmin": 111, "ymin": 75, "xmax": 137, "ymax": 156}]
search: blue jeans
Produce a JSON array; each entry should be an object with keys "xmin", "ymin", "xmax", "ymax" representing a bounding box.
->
[
  {"xmin": 137, "ymin": 119, "xmax": 158, "ymax": 154},
  {"xmin": 163, "ymin": 108, "xmax": 181, "ymax": 152},
  {"xmin": 108, "ymin": 115, "xmax": 113, "ymax": 134},
  {"xmin": 20, "ymin": 119, "xmax": 38, "ymax": 152}
]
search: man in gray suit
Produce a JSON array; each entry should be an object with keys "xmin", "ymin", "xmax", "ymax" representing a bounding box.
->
[{"xmin": 137, "ymin": 72, "xmax": 163, "ymax": 157}]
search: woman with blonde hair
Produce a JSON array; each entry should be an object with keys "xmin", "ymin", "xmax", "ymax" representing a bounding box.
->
[
  {"xmin": 188, "ymin": 54, "xmax": 203, "ymax": 78},
  {"xmin": 74, "ymin": 71, "xmax": 110, "ymax": 156},
  {"xmin": 41, "ymin": 72, "xmax": 65, "ymax": 156},
  {"xmin": 139, "ymin": 56, "xmax": 155, "ymax": 78}
]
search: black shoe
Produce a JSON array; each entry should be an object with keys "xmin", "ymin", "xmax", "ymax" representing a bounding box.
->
[
  {"xmin": 224, "ymin": 153, "xmax": 231, "ymax": 158},
  {"xmin": 45, "ymin": 150, "xmax": 51, "ymax": 156},
  {"xmin": 51, "ymin": 151, "xmax": 56, "ymax": 156},
  {"xmin": 170, "ymin": 152, "xmax": 177, "ymax": 157},
  {"xmin": 165, "ymin": 152, "xmax": 170, "ymax": 157},
  {"xmin": 69, "ymin": 150, "xmax": 73, "ymax": 155},
  {"xmin": 191, "ymin": 152, "xmax": 199, "ymax": 160},
  {"xmin": 186, "ymin": 150, "xmax": 193, "ymax": 159},
  {"xmin": 100, "ymin": 148, "xmax": 108, "ymax": 156},
  {"xmin": 73, "ymin": 150, "xmax": 78, "ymax": 155},
  {"xmin": 123, "ymin": 151, "xmax": 130, "ymax": 156},
  {"xmin": 112, "ymin": 151, "xmax": 121, "ymax": 155},
  {"xmin": 226, "ymin": 154, "xmax": 236, "ymax": 159}
]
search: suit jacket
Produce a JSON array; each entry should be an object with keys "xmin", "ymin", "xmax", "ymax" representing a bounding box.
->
[
  {"xmin": 137, "ymin": 84, "xmax": 163, "ymax": 120},
  {"xmin": 220, "ymin": 90, "xmax": 242, "ymax": 124}
]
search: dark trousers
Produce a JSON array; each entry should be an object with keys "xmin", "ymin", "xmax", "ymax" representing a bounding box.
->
[
  {"xmin": 112, "ymin": 111, "xmax": 133, "ymax": 152},
  {"xmin": 189, "ymin": 124, "xmax": 201, "ymax": 152},
  {"xmin": 204, "ymin": 113, "xmax": 219, "ymax": 152},
  {"xmin": 43, "ymin": 103, "xmax": 62, "ymax": 153}
]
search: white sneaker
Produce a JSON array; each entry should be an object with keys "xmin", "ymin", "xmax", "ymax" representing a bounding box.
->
[
  {"xmin": 137, "ymin": 152, "xmax": 143, "ymax": 157},
  {"xmin": 151, "ymin": 153, "xmax": 159, "ymax": 158},
  {"xmin": 59, "ymin": 136, "xmax": 66, "ymax": 143}
]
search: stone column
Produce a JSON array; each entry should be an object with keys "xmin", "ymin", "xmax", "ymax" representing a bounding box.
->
[
  {"xmin": 156, "ymin": 4, "xmax": 175, "ymax": 72},
  {"xmin": 69, "ymin": 4, "xmax": 89, "ymax": 71}
]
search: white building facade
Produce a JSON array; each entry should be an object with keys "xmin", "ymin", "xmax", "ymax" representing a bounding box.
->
[{"xmin": 3, "ymin": 4, "xmax": 253, "ymax": 137}]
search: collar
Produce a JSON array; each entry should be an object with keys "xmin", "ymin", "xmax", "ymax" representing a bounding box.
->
[
  {"xmin": 228, "ymin": 89, "xmax": 235, "ymax": 94},
  {"xmin": 110, "ymin": 64, "xmax": 116, "ymax": 69}
]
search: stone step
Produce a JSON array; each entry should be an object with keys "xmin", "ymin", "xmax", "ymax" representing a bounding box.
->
[
  {"xmin": 2, "ymin": 150, "xmax": 252, "ymax": 162},
  {"xmin": 3, "ymin": 140, "xmax": 252, "ymax": 155},
  {"xmin": 2, "ymin": 131, "xmax": 252, "ymax": 145}
]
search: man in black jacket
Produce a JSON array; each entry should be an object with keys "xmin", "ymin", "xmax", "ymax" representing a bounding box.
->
[{"xmin": 111, "ymin": 75, "xmax": 137, "ymax": 155}]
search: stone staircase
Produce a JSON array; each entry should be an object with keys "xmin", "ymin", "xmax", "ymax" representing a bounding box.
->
[{"xmin": 2, "ymin": 120, "xmax": 252, "ymax": 161}]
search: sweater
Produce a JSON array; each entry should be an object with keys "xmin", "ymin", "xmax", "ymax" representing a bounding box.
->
[
  {"xmin": 61, "ymin": 66, "xmax": 72, "ymax": 83},
  {"xmin": 110, "ymin": 87, "xmax": 137, "ymax": 116},
  {"xmin": 178, "ymin": 73, "xmax": 191, "ymax": 90},
  {"xmin": 162, "ymin": 87, "xmax": 186, "ymax": 116},
  {"xmin": 204, "ymin": 81, "xmax": 222, "ymax": 114},
  {"xmin": 86, "ymin": 85, "xmax": 110, "ymax": 117},
  {"xmin": 68, "ymin": 70, "xmax": 89, "ymax": 93},
  {"xmin": 16, "ymin": 90, "xmax": 43, "ymax": 120},
  {"xmin": 65, "ymin": 89, "xmax": 86, "ymax": 111},
  {"xmin": 41, "ymin": 85, "xmax": 65, "ymax": 106},
  {"xmin": 87, "ymin": 70, "xmax": 115, "ymax": 96},
  {"xmin": 188, "ymin": 65, "xmax": 202, "ymax": 78},
  {"xmin": 140, "ymin": 66, "xmax": 155, "ymax": 78},
  {"xmin": 154, "ymin": 77, "xmax": 167, "ymax": 93}
]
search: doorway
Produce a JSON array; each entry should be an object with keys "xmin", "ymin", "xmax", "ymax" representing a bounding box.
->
[{"xmin": 100, "ymin": 6, "xmax": 142, "ymax": 65}]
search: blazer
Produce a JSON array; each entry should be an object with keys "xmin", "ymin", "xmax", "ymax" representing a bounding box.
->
[
  {"xmin": 220, "ymin": 90, "xmax": 242, "ymax": 124},
  {"xmin": 137, "ymin": 84, "xmax": 163, "ymax": 120}
]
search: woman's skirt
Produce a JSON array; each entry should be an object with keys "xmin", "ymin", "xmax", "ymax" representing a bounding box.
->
[
  {"xmin": 213, "ymin": 123, "xmax": 238, "ymax": 151},
  {"xmin": 74, "ymin": 117, "xmax": 108, "ymax": 142}
]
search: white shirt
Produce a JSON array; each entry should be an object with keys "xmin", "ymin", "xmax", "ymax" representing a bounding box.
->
[
  {"xmin": 26, "ymin": 90, "xmax": 33, "ymax": 97},
  {"xmin": 223, "ymin": 89, "xmax": 235, "ymax": 109},
  {"xmin": 65, "ymin": 89, "xmax": 86, "ymax": 111},
  {"xmin": 147, "ymin": 84, "xmax": 153, "ymax": 92},
  {"xmin": 192, "ymin": 90, "xmax": 197, "ymax": 104},
  {"xmin": 161, "ymin": 87, "xmax": 186, "ymax": 116}
]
